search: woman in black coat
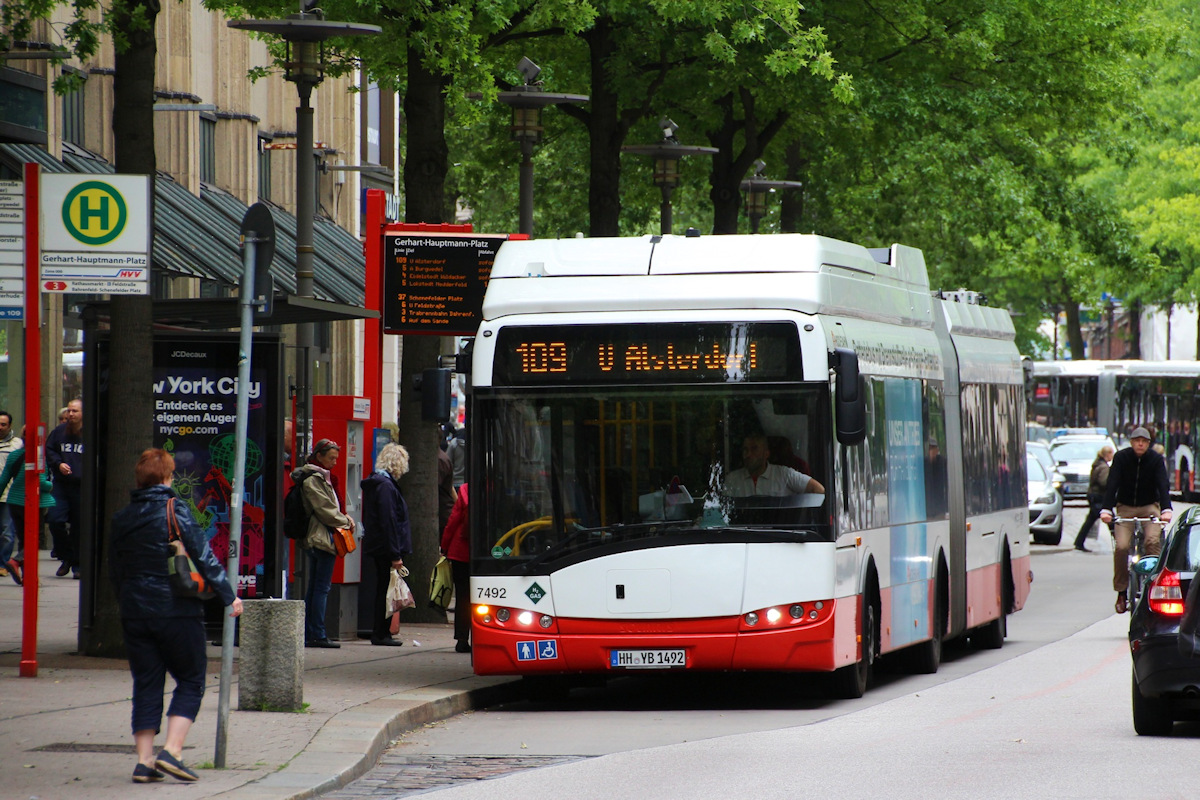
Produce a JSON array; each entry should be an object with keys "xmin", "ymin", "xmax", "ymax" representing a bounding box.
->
[
  {"xmin": 109, "ymin": 449, "xmax": 242, "ymax": 783},
  {"xmin": 360, "ymin": 443, "xmax": 412, "ymax": 646}
]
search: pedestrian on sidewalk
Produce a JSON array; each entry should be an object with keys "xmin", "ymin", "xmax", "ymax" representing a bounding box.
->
[
  {"xmin": 0, "ymin": 411, "xmax": 24, "ymax": 580},
  {"xmin": 294, "ymin": 438, "xmax": 355, "ymax": 648},
  {"xmin": 45, "ymin": 398, "xmax": 84, "ymax": 578},
  {"xmin": 1074, "ymin": 445, "xmax": 1114, "ymax": 551},
  {"xmin": 108, "ymin": 448, "xmax": 242, "ymax": 784},
  {"xmin": 361, "ymin": 442, "xmax": 412, "ymax": 646},
  {"xmin": 440, "ymin": 483, "xmax": 471, "ymax": 653},
  {"xmin": 0, "ymin": 428, "xmax": 56, "ymax": 587}
]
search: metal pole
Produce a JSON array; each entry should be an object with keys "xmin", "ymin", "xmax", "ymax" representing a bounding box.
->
[
  {"xmin": 295, "ymin": 83, "xmax": 315, "ymax": 451},
  {"xmin": 215, "ymin": 237, "xmax": 256, "ymax": 767},
  {"xmin": 660, "ymin": 185, "xmax": 673, "ymax": 236},
  {"xmin": 293, "ymin": 83, "xmax": 315, "ymax": 603},
  {"xmin": 519, "ymin": 138, "xmax": 534, "ymax": 237}
]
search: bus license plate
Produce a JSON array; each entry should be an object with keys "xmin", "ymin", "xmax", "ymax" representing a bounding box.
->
[{"xmin": 610, "ymin": 649, "xmax": 686, "ymax": 669}]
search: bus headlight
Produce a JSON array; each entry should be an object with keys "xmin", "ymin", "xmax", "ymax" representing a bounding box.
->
[
  {"xmin": 539, "ymin": 615, "xmax": 553, "ymax": 628},
  {"xmin": 517, "ymin": 611, "xmax": 534, "ymax": 626},
  {"xmin": 496, "ymin": 608, "xmax": 510, "ymax": 622}
]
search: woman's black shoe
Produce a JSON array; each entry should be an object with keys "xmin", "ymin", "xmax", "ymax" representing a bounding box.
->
[
  {"xmin": 455, "ymin": 641, "xmax": 472, "ymax": 653},
  {"xmin": 305, "ymin": 638, "xmax": 341, "ymax": 649},
  {"xmin": 371, "ymin": 637, "xmax": 403, "ymax": 646},
  {"xmin": 1074, "ymin": 544, "xmax": 1089, "ymax": 552}
]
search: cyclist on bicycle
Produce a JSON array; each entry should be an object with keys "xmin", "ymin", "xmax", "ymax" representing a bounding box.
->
[{"xmin": 1100, "ymin": 426, "xmax": 1173, "ymax": 613}]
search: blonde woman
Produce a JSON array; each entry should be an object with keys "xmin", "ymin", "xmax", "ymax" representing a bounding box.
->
[
  {"xmin": 360, "ymin": 443, "xmax": 412, "ymax": 646},
  {"xmin": 1074, "ymin": 445, "xmax": 1114, "ymax": 551}
]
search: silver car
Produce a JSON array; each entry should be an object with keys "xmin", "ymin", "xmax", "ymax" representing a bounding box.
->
[
  {"xmin": 1026, "ymin": 441, "xmax": 1065, "ymax": 492},
  {"xmin": 1027, "ymin": 457, "xmax": 1064, "ymax": 544},
  {"xmin": 1049, "ymin": 433, "xmax": 1118, "ymax": 500}
]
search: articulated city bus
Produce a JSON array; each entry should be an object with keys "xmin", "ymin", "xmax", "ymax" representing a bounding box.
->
[
  {"xmin": 467, "ymin": 234, "xmax": 1030, "ymax": 697},
  {"xmin": 1030, "ymin": 359, "xmax": 1200, "ymax": 497}
]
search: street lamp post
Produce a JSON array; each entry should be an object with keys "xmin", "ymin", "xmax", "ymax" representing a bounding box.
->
[
  {"xmin": 497, "ymin": 57, "xmax": 588, "ymax": 237},
  {"xmin": 739, "ymin": 160, "xmax": 804, "ymax": 234},
  {"xmin": 228, "ymin": 11, "xmax": 379, "ymax": 458},
  {"xmin": 622, "ymin": 119, "xmax": 717, "ymax": 235}
]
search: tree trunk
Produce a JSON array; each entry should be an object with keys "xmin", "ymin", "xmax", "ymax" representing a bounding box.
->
[
  {"xmin": 1127, "ymin": 300, "xmax": 1142, "ymax": 359},
  {"xmin": 585, "ymin": 17, "xmax": 623, "ymax": 237},
  {"xmin": 84, "ymin": 0, "xmax": 160, "ymax": 657},
  {"xmin": 707, "ymin": 89, "xmax": 790, "ymax": 234},
  {"xmin": 1064, "ymin": 302, "xmax": 1085, "ymax": 361},
  {"xmin": 399, "ymin": 44, "xmax": 451, "ymax": 621}
]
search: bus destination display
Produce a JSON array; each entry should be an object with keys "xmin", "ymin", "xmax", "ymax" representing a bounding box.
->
[
  {"xmin": 492, "ymin": 322, "xmax": 802, "ymax": 384},
  {"xmin": 383, "ymin": 234, "xmax": 509, "ymax": 335}
]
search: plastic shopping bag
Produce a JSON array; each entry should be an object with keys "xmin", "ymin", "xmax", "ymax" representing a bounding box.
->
[
  {"xmin": 429, "ymin": 556, "xmax": 453, "ymax": 610},
  {"xmin": 386, "ymin": 566, "xmax": 416, "ymax": 616}
]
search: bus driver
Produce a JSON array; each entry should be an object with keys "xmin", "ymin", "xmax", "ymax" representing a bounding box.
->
[{"xmin": 726, "ymin": 433, "xmax": 825, "ymax": 497}]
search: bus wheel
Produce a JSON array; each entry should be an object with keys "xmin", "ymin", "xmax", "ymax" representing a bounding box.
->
[
  {"xmin": 833, "ymin": 599, "xmax": 876, "ymax": 699},
  {"xmin": 905, "ymin": 574, "xmax": 945, "ymax": 674},
  {"xmin": 974, "ymin": 551, "xmax": 1012, "ymax": 650}
]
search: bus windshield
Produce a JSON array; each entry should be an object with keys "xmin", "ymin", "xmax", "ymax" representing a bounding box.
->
[{"xmin": 472, "ymin": 384, "xmax": 832, "ymax": 575}]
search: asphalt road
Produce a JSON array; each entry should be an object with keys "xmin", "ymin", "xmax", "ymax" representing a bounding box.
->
[{"xmin": 328, "ymin": 502, "xmax": 1199, "ymax": 799}]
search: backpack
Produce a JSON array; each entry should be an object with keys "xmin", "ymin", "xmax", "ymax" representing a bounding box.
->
[{"xmin": 282, "ymin": 473, "xmax": 313, "ymax": 539}]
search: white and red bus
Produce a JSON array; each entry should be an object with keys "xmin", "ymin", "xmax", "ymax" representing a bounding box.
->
[{"xmin": 467, "ymin": 234, "xmax": 1030, "ymax": 697}]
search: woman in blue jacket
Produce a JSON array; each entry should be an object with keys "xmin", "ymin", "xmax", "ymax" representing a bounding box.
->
[
  {"xmin": 360, "ymin": 442, "xmax": 411, "ymax": 646},
  {"xmin": 109, "ymin": 448, "xmax": 242, "ymax": 783}
]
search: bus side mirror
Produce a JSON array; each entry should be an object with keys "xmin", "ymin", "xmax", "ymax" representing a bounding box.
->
[{"xmin": 831, "ymin": 348, "xmax": 866, "ymax": 446}]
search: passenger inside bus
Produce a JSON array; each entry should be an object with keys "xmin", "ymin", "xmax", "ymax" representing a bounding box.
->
[{"xmin": 725, "ymin": 433, "xmax": 825, "ymax": 497}]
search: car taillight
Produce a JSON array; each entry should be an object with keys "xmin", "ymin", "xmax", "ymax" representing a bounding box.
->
[{"xmin": 1147, "ymin": 570, "xmax": 1185, "ymax": 616}]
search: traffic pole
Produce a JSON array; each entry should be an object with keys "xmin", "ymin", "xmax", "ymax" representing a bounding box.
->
[
  {"xmin": 214, "ymin": 234, "xmax": 256, "ymax": 765},
  {"xmin": 20, "ymin": 162, "xmax": 41, "ymax": 678}
]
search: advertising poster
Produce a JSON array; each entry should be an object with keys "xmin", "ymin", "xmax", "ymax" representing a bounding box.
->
[{"xmin": 152, "ymin": 338, "xmax": 275, "ymax": 597}]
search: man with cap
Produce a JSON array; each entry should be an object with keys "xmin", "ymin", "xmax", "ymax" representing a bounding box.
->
[{"xmin": 1101, "ymin": 426, "xmax": 1172, "ymax": 613}]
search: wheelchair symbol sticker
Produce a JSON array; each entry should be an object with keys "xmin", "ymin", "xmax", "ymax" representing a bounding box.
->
[{"xmin": 537, "ymin": 640, "xmax": 558, "ymax": 660}]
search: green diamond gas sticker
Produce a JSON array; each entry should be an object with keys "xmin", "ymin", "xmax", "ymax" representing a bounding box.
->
[{"xmin": 525, "ymin": 582, "xmax": 546, "ymax": 604}]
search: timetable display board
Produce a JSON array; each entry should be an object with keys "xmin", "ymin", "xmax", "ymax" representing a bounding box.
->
[
  {"xmin": 492, "ymin": 322, "xmax": 804, "ymax": 385},
  {"xmin": 383, "ymin": 234, "xmax": 508, "ymax": 335}
]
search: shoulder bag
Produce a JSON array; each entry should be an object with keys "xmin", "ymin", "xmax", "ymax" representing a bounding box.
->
[
  {"xmin": 166, "ymin": 497, "xmax": 216, "ymax": 600},
  {"xmin": 331, "ymin": 526, "xmax": 357, "ymax": 557}
]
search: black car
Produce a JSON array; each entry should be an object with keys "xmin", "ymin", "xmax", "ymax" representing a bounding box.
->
[{"xmin": 1128, "ymin": 506, "xmax": 1200, "ymax": 735}]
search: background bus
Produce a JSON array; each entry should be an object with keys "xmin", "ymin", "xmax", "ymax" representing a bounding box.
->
[
  {"xmin": 468, "ymin": 234, "xmax": 1029, "ymax": 698},
  {"xmin": 1029, "ymin": 360, "xmax": 1200, "ymax": 497}
]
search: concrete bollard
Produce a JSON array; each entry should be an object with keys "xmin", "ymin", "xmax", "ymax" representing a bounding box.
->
[{"xmin": 238, "ymin": 598, "xmax": 304, "ymax": 712}]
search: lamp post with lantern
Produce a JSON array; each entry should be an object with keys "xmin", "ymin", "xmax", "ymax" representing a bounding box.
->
[
  {"xmin": 622, "ymin": 119, "xmax": 717, "ymax": 235},
  {"xmin": 228, "ymin": 10, "xmax": 379, "ymax": 449},
  {"xmin": 739, "ymin": 159, "xmax": 804, "ymax": 234},
  {"xmin": 497, "ymin": 57, "xmax": 588, "ymax": 237}
]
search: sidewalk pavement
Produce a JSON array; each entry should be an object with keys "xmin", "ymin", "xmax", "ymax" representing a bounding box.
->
[{"xmin": 0, "ymin": 552, "xmax": 520, "ymax": 800}]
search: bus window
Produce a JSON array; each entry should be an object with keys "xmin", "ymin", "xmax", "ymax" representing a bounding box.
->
[{"xmin": 473, "ymin": 385, "xmax": 833, "ymax": 575}]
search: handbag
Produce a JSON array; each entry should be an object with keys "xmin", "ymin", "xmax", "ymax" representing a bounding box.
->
[
  {"xmin": 428, "ymin": 556, "xmax": 453, "ymax": 610},
  {"xmin": 331, "ymin": 526, "xmax": 357, "ymax": 557},
  {"xmin": 166, "ymin": 497, "xmax": 216, "ymax": 601}
]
